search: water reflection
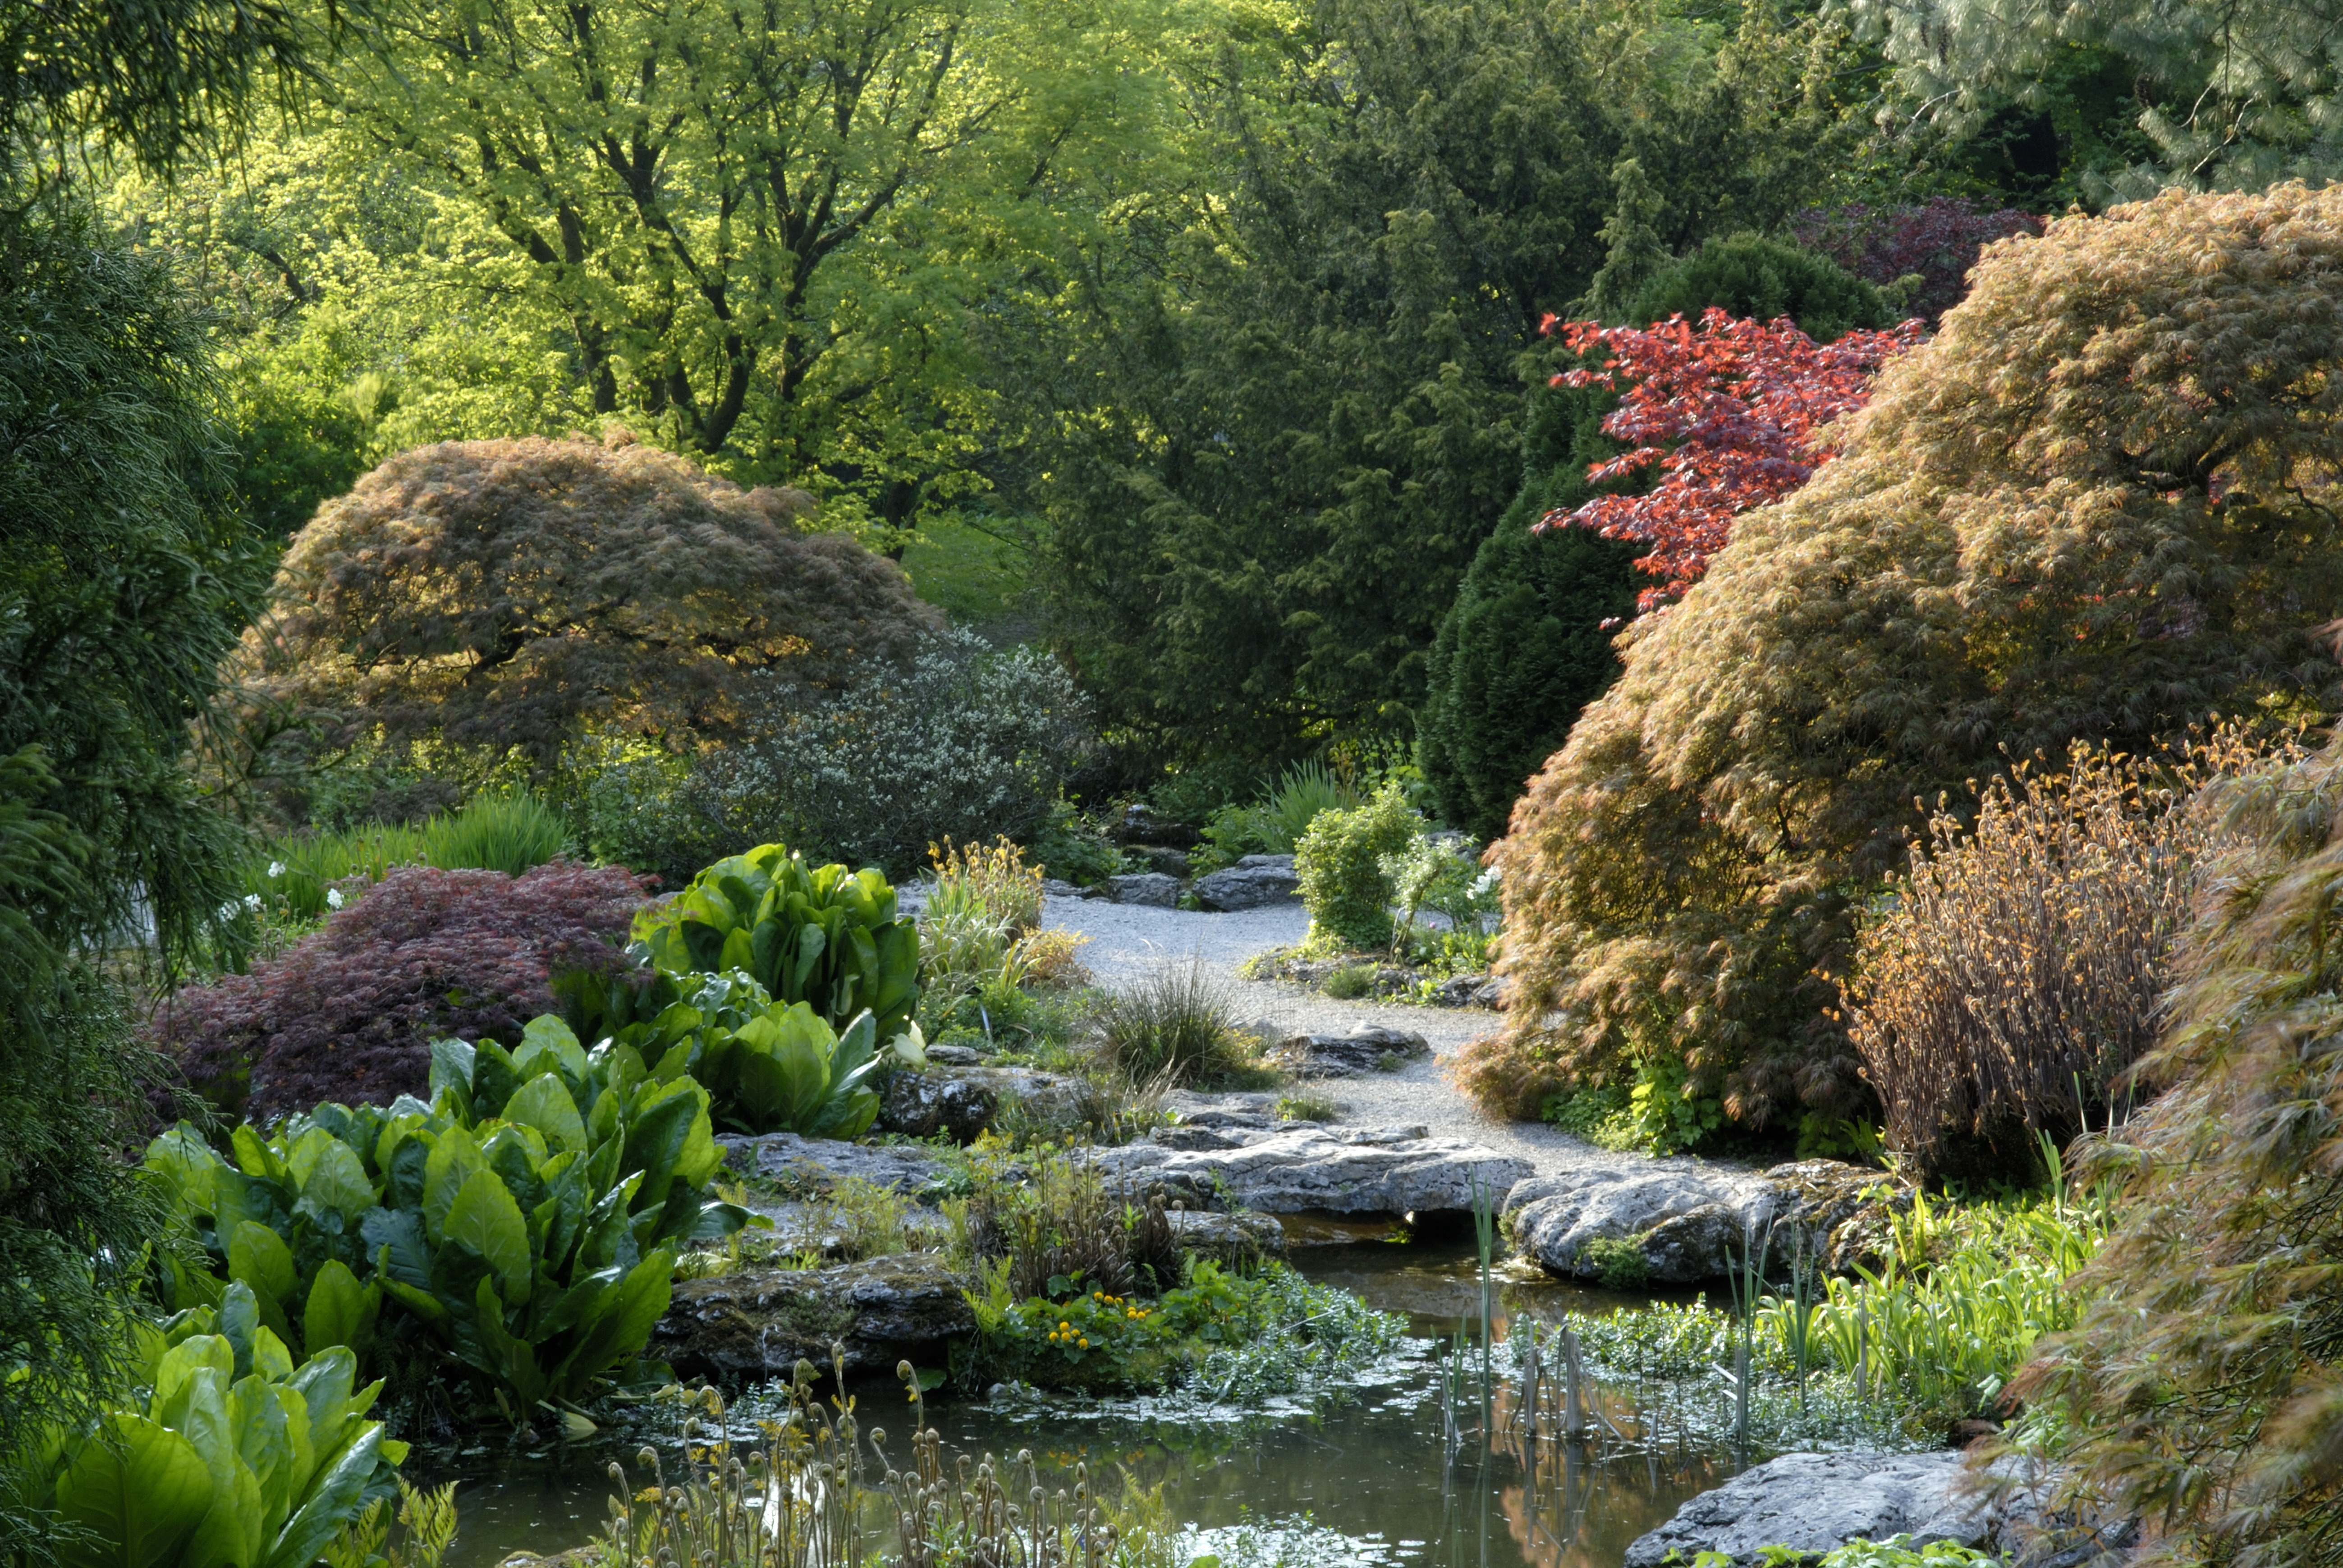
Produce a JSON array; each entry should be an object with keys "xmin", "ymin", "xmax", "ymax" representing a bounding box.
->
[{"xmin": 426, "ymin": 1235, "xmax": 1732, "ymax": 1568}]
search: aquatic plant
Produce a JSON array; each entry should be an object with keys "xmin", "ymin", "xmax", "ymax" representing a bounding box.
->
[
  {"xmin": 21, "ymin": 1282, "xmax": 408, "ymax": 1568},
  {"xmin": 965, "ymin": 1261, "xmax": 1410, "ymax": 1401},
  {"xmin": 592, "ymin": 1366, "xmax": 1141, "ymax": 1568},
  {"xmin": 143, "ymin": 1015, "xmax": 757, "ymax": 1424},
  {"xmin": 634, "ymin": 843, "xmax": 919, "ymax": 1044}
]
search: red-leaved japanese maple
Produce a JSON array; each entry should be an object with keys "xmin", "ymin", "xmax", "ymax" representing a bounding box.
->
[
  {"xmin": 153, "ymin": 861, "xmax": 651, "ymax": 1119},
  {"xmin": 1793, "ymin": 197, "xmax": 2043, "ymax": 323},
  {"xmin": 1535, "ymin": 308, "xmax": 1925, "ymax": 612}
]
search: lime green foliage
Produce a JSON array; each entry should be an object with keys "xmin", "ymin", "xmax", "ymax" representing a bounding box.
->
[
  {"xmin": 1566, "ymin": 1178, "xmax": 2107, "ymax": 1436},
  {"xmin": 1275, "ymin": 1095, "xmax": 1339, "ymax": 1123},
  {"xmin": 417, "ymin": 793, "xmax": 568, "ymax": 876},
  {"xmin": 22, "ymin": 1282, "xmax": 406, "ymax": 1568},
  {"xmin": 1629, "ymin": 235, "xmax": 1894, "ymax": 340},
  {"xmin": 694, "ymin": 1003, "xmax": 887, "ymax": 1140},
  {"xmin": 1583, "ymin": 1235, "xmax": 1651, "ymax": 1291},
  {"xmin": 1293, "ymin": 786, "xmax": 1426, "ymax": 951},
  {"xmin": 634, "ymin": 844, "xmax": 919, "ymax": 1044},
  {"xmin": 899, "ymin": 519, "xmax": 1032, "ymax": 633},
  {"xmin": 241, "ymin": 793, "xmax": 568, "ymax": 924},
  {"xmin": 964, "ymin": 1262, "xmax": 1409, "ymax": 1398},
  {"xmin": 561, "ymin": 967, "xmax": 901, "ymax": 1139},
  {"xmin": 1320, "ymin": 966, "xmax": 1377, "ymax": 1001},
  {"xmin": 1689, "ymin": 1536, "xmax": 2008, "ymax": 1568},
  {"xmin": 1541, "ymin": 1053, "xmax": 1726, "ymax": 1155},
  {"xmin": 144, "ymin": 1016, "xmax": 755, "ymax": 1417},
  {"xmin": 1196, "ymin": 764, "xmax": 1361, "ymax": 872}
]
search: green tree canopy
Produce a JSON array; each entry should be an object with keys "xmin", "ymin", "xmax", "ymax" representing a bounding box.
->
[{"xmin": 1019, "ymin": 0, "xmax": 1860, "ymax": 771}]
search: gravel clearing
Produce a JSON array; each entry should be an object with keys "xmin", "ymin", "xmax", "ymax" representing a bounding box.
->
[{"xmin": 1042, "ymin": 894, "xmax": 1703, "ymax": 1181}]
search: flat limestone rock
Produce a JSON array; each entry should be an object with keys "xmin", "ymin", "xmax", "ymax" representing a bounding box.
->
[
  {"xmin": 878, "ymin": 1065, "xmax": 1091, "ymax": 1142},
  {"xmin": 1266, "ymin": 1023, "xmax": 1432, "ymax": 1078},
  {"xmin": 1105, "ymin": 871, "xmax": 1183, "ymax": 907},
  {"xmin": 1193, "ymin": 855, "xmax": 1301, "ymax": 911},
  {"xmin": 1091, "ymin": 1123, "xmax": 1529, "ymax": 1215},
  {"xmin": 1505, "ymin": 1159, "xmax": 1909, "ymax": 1284},
  {"xmin": 1625, "ymin": 1452, "xmax": 1985, "ymax": 1567},
  {"xmin": 655, "ymin": 1252, "xmax": 974, "ymax": 1380},
  {"xmin": 720, "ymin": 1132, "xmax": 943, "ymax": 1194}
]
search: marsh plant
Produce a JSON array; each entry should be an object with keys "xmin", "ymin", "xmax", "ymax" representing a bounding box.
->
[{"xmin": 593, "ymin": 1367, "xmax": 1148, "ymax": 1568}]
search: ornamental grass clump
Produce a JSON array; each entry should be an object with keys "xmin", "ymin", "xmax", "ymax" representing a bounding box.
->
[
  {"xmin": 1469, "ymin": 183, "xmax": 2343, "ymax": 1137},
  {"xmin": 1090, "ymin": 959, "xmax": 1264, "ymax": 1089},
  {"xmin": 2011, "ymin": 732, "xmax": 2343, "ymax": 1568},
  {"xmin": 1847, "ymin": 740, "xmax": 2289, "ymax": 1183}
]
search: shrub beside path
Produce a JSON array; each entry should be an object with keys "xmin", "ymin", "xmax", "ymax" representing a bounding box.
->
[{"xmin": 1043, "ymin": 894, "xmax": 1690, "ymax": 1181}]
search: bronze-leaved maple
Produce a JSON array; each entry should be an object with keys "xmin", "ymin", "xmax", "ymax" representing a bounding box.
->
[{"xmin": 1458, "ymin": 184, "xmax": 2343, "ymax": 1136}]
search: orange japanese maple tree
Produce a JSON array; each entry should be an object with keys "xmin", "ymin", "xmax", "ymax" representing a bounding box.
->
[{"xmin": 1535, "ymin": 308, "xmax": 1925, "ymax": 613}]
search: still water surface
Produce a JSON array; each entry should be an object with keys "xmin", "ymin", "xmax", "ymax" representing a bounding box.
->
[{"xmin": 429, "ymin": 1236, "xmax": 1739, "ymax": 1568}]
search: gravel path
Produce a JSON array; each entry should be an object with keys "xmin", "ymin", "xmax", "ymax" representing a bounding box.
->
[{"xmin": 1042, "ymin": 894, "xmax": 1695, "ymax": 1180}]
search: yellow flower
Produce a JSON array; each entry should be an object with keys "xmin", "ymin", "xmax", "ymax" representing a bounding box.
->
[{"xmin": 1078, "ymin": 1337, "xmax": 1090, "ymax": 1348}]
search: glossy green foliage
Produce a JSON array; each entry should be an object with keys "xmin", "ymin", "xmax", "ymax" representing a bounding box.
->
[
  {"xmin": 1628, "ymin": 235, "xmax": 1894, "ymax": 341},
  {"xmin": 25, "ymin": 1282, "xmax": 405, "ymax": 1568},
  {"xmin": 143, "ymin": 1017, "xmax": 753, "ymax": 1415},
  {"xmin": 692, "ymin": 1003, "xmax": 884, "ymax": 1140},
  {"xmin": 558, "ymin": 968, "xmax": 887, "ymax": 1138},
  {"xmin": 633, "ymin": 845, "xmax": 917, "ymax": 1044}
]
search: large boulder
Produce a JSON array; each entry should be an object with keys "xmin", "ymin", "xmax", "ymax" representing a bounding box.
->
[
  {"xmin": 1625, "ymin": 1452, "xmax": 1984, "ymax": 1566},
  {"xmin": 1105, "ymin": 871, "xmax": 1183, "ymax": 907},
  {"xmin": 1504, "ymin": 1160, "xmax": 1906, "ymax": 1284},
  {"xmin": 655, "ymin": 1253, "xmax": 975, "ymax": 1380},
  {"xmin": 1165, "ymin": 1208, "xmax": 1287, "ymax": 1266},
  {"xmin": 1193, "ymin": 855, "xmax": 1302, "ymax": 911},
  {"xmin": 1090, "ymin": 1123, "xmax": 1530, "ymax": 1216},
  {"xmin": 1264, "ymin": 1023, "xmax": 1431, "ymax": 1078},
  {"xmin": 877, "ymin": 1065, "xmax": 1091, "ymax": 1142}
]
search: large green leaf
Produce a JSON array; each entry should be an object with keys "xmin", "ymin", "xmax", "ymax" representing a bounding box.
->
[
  {"xmin": 228, "ymin": 1222, "xmax": 298, "ymax": 1315},
  {"xmin": 440, "ymin": 1168, "xmax": 533, "ymax": 1308},
  {"xmin": 420, "ymin": 1126, "xmax": 487, "ymax": 1242},
  {"xmin": 504, "ymin": 1072, "xmax": 588, "ymax": 1154},
  {"xmin": 287, "ymin": 1131, "xmax": 376, "ymax": 1229},
  {"xmin": 303, "ymin": 1262, "xmax": 379, "ymax": 1361},
  {"xmin": 179, "ymin": 1459, "xmax": 265, "ymax": 1568},
  {"xmin": 261, "ymin": 1423, "xmax": 384, "ymax": 1568},
  {"xmin": 550, "ymin": 1252, "xmax": 673, "ymax": 1399},
  {"xmin": 52, "ymin": 1413, "xmax": 217, "ymax": 1568}
]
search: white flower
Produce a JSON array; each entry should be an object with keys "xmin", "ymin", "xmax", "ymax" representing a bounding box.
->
[
  {"xmin": 216, "ymin": 901, "xmax": 240, "ymax": 923},
  {"xmin": 267, "ymin": 861, "xmax": 286, "ymax": 879},
  {"xmin": 326, "ymin": 887, "xmax": 345, "ymax": 910},
  {"xmin": 244, "ymin": 894, "xmax": 262, "ymax": 911}
]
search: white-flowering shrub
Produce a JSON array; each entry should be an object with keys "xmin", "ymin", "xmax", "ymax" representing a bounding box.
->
[{"xmin": 692, "ymin": 629, "xmax": 1089, "ymax": 877}]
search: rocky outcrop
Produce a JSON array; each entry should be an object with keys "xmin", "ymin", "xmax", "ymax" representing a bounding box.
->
[
  {"xmin": 1624, "ymin": 1452, "xmax": 1985, "ymax": 1566},
  {"xmin": 877, "ymin": 1065, "xmax": 1091, "ymax": 1142},
  {"xmin": 1104, "ymin": 871, "xmax": 1183, "ymax": 907},
  {"xmin": 1090, "ymin": 1123, "xmax": 1529, "ymax": 1216},
  {"xmin": 1193, "ymin": 855, "xmax": 1301, "ymax": 911},
  {"xmin": 1504, "ymin": 1160, "xmax": 1910, "ymax": 1285},
  {"xmin": 656, "ymin": 1253, "xmax": 975, "ymax": 1380},
  {"xmin": 1165, "ymin": 1208, "xmax": 1286, "ymax": 1265},
  {"xmin": 1264, "ymin": 1023, "xmax": 1431, "ymax": 1077},
  {"xmin": 720, "ymin": 1132, "xmax": 944, "ymax": 1194}
]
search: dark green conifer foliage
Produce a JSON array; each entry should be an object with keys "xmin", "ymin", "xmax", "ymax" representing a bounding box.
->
[
  {"xmin": 1419, "ymin": 236, "xmax": 1883, "ymax": 841},
  {"xmin": 1628, "ymin": 234, "xmax": 1894, "ymax": 339},
  {"xmin": 1418, "ymin": 389, "xmax": 1638, "ymax": 839}
]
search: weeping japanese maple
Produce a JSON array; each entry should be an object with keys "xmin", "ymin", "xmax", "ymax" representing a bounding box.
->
[{"xmin": 1458, "ymin": 185, "xmax": 2343, "ymax": 1136}]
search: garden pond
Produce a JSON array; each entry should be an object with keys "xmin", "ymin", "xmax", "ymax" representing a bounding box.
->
[{"xmin": 422, "ymin": 1233, "xmax": 1764, "ymax": 1568}]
